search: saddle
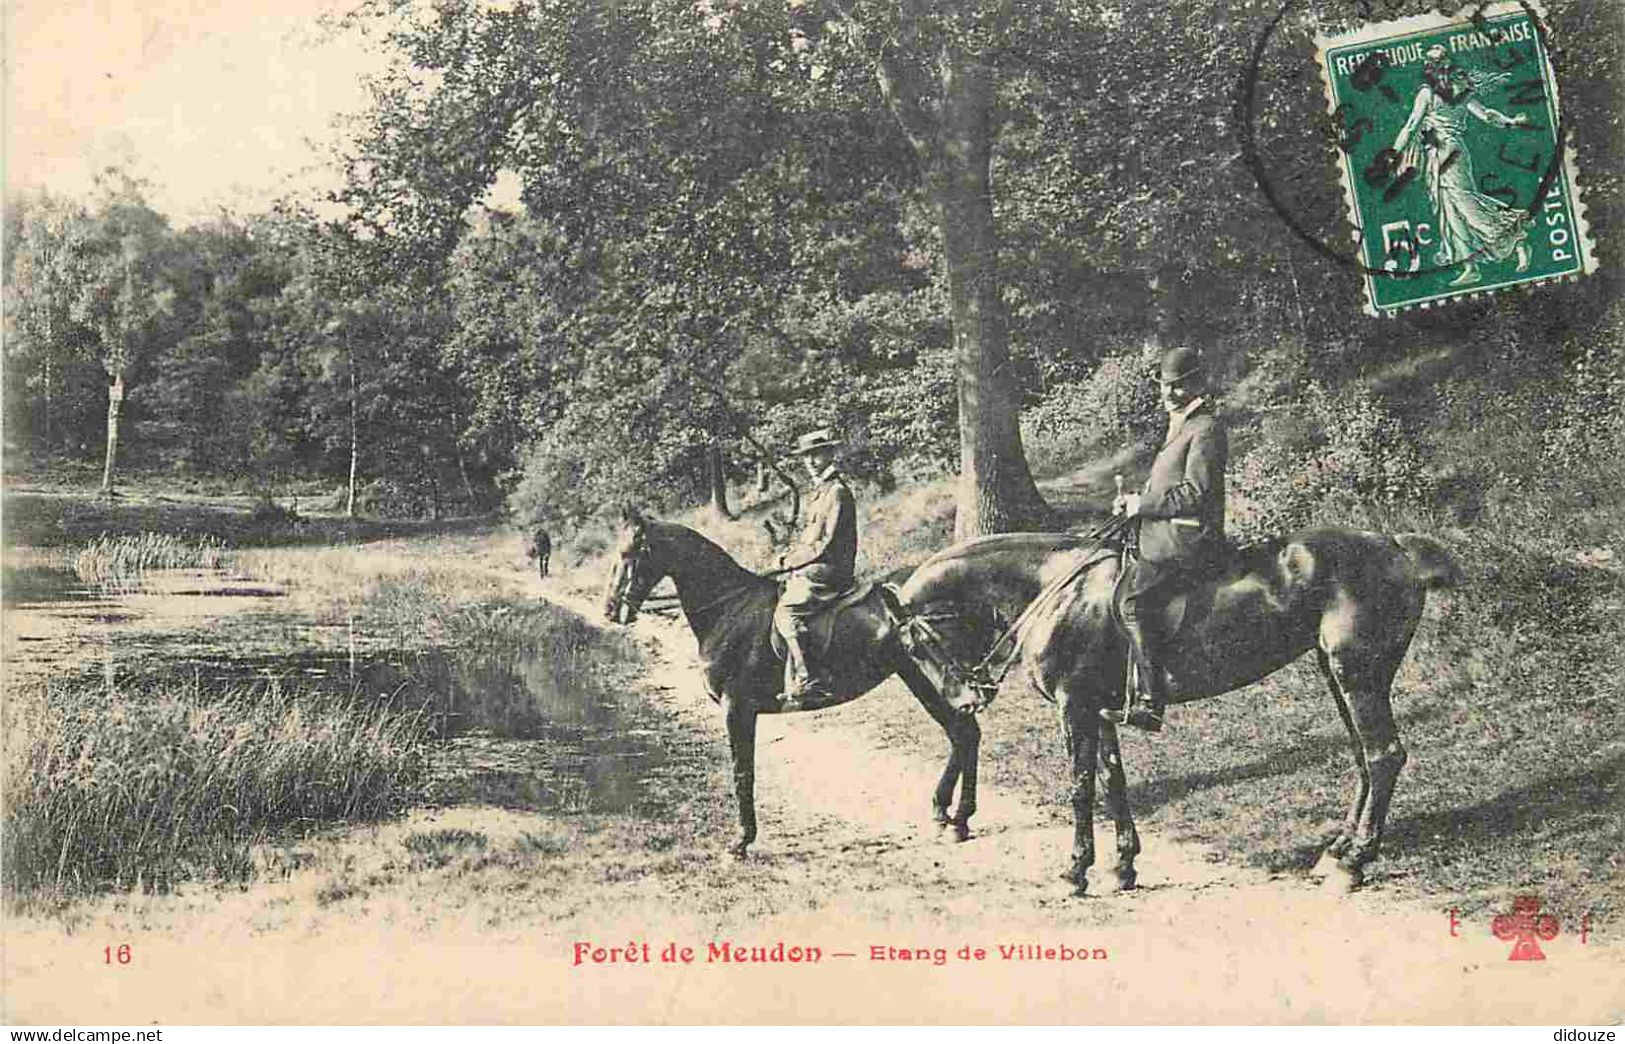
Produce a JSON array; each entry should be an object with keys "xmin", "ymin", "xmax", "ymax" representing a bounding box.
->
[
  {"xmin": 769, "ymin": 580, "xmax": 892, "ymax": 661},
  {"xmin": 1110, "ymin": 546, "xmax": 1232, "ymax": 645}
]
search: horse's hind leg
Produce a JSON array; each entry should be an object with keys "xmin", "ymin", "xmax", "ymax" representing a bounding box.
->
[
  {"xmin": 1310, "ymin": 648, "xmax": 1370, "ymax": 881},
  {"xmin": 1320, "ymin": 650, "xmax": 1408, "ymax": 891},
  {"xmin": 1056, "ymin": 682, "xmax": 1100, "ymax": 896},
  {"xmin": 1098, "ymin": 723, "xmax": 1141, "ymax": 891},
  {"xmin": 723, "ymin": 694, "xmax": 759, "ymax": 858},
  {"xmin": 896, "ymin": 658, "xmax": 979, "ymax": 841}
]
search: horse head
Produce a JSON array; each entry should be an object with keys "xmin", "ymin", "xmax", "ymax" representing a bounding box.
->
[
  {"xmin": 892, "ymin": 597, "xmax": 1006, "ymax": 715},
  {"xmin": 603, "ymin": 507, "xmax": 664, "ymax": 624}
]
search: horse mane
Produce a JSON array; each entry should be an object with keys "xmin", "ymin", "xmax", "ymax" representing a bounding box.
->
[
  {"xmin": 916, "ymin": 530, "xmax": 1094, "ymax": 571},
  {"xmin": 645, "ymin": 518, "xmax": 768, "ymax": 587},
  {"xmin": 641, "ymin": 518, "xmax": 782, "ymax": 635}
]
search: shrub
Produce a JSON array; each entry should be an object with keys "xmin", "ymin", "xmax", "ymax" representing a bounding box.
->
[
  {"xmin": 1022, "ymin": 346, "xmax": 1163, "ymax": 474},
  {"xmin": 1230, "ymin": 381, "xmax": 1438, "ymax": 539}
]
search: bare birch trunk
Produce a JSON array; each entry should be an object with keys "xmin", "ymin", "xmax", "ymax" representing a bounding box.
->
[
  {"xmin": 346, "ymin": 338, "xmax": 358, "ymax": 519},
  {"xmin": 100, "ymin": 372, "xmax": 124, "ymax": 495}
]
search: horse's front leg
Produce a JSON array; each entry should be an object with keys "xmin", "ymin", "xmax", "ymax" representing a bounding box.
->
[
  {"xmin": 1098, "ymin": 722, "xmax": 1141, "ymax": 891},
  {"xmin": 723, "ymin": 693, "xmax": 758, "ymax": 858},
  {"xmin": 953, "ymin": 713, "xmax": 980, "ymax": 840},
  {"xmin": 895, "ymin": 657, "xmax": 976, "ymax": 841},
  {"xmin": 1056, "ymin": 683, "xmax": 1100, "ymax": 896}
]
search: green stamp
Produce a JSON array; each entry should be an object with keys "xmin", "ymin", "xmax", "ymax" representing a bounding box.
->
[{"xmin": 1316, "ymin": 2, "xmax": 1596, "ymax": 316}]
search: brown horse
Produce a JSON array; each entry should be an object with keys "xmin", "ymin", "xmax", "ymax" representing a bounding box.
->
[
  {"xmin": 601, "ymin": 508, "xmax": 983, "ymax": 855},
  {"xmin": 897, "ymin": 526, "xmax": 1461, "ymax": 895}
]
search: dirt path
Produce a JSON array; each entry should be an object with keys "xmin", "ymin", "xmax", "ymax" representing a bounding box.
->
[
  {"xmin": 538, "ymin": 581, "xmax": 1623, "ymax": 1024},
  {"xmin": 6, "ymin": 540, "xmax": 1621, "ymax": 1025}
]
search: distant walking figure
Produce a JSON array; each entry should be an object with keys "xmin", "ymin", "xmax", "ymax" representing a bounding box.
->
[{"xmin": 528, "ymin": 525, "xmax": 552, "ymax": 578}]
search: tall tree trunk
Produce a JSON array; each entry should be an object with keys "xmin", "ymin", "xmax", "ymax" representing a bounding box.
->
[
  {"xmin": 100, "ymin": 372, "xmax": 124, "ymax": 495},
  {"xmin": 706, "ymin": 440, "xmax": 735, "ymax": 521},
  {"xmin": 931, "ymin": 49, "xmax": 1047, "ymax": 539}
]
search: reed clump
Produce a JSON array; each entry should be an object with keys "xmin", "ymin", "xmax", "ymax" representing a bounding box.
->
[
  {"xmin": 2, "ymin": 673, "xmax": 430, "ymax": 903},
  {"xmin": 70, "ymin": 532, "xmax": 229, "ymax": 591}
]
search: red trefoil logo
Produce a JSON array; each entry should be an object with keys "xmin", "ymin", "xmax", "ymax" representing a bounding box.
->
[{"xmin": 1492, "ymin": 895, "xmax": 1561, "ymax": 961}]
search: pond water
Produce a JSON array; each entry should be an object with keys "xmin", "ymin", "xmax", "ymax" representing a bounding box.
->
[{"xmin": 3, "ymin": 563, "xmax": 671, "ymax": 815}]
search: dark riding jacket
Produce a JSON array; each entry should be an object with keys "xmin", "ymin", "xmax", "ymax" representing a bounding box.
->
[
  {"xmin": 790, "ymin": 467, "xmax": 858, "ymax": 593},
  {"xmin": 1137, "ymin": 399, "xmax": 1228, "ymax": 568}
]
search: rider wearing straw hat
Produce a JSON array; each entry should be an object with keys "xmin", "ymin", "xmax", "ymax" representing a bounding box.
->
[
  {"xmin": 774, "ymin": 427, "xmax": 858, "ymax": 711},
  {"xmin": 1105, "ymin": 346, "xmax": 1229, "ymax": 733}
]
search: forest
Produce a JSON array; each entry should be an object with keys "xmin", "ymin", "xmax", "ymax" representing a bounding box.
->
[{"xmin": 5, "ymin": 0, "xmax": 1621, "ymax": 539}]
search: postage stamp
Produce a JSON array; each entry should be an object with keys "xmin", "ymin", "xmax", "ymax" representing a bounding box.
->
[{"xmin": 1316, "ymin": 2, "xmax": 1597, "ymax": 316}]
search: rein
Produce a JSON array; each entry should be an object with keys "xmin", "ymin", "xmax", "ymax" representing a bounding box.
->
[
  {"xmin": 905, "ymin": 515, "xmax": 1131, "ymax": 706},
  {"xmin": 630, "ymin": 548, "xmax": 785, "ymax": 623}
]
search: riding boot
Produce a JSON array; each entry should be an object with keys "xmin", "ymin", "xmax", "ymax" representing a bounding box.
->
[
  {"xmin": 777, "ymin": 619, "xmax": 829, "ymax": 712},
  {"xmin": 1103, "ymin": 615, "xmax": 1167, "ymax": 733}
]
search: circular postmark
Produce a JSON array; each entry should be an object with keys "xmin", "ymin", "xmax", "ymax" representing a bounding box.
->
[{"xmin": 1237, "ymin": 0, "xmax": 1575, "ymax": 306}]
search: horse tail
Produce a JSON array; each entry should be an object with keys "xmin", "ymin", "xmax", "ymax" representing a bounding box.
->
[{"xmin": 1394, "ymin": 533, "xmax": 1463, "ymax": 591}]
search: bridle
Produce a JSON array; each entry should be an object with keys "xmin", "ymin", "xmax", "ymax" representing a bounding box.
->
[
  {"xmin": 899, "ymin": 514, "xmax": 1133, "ymax": 713},
  {"xmin": 895, "ymin": 606, "xmax": 1004, "ymax": 713},
  {"xmin": 605, "ymin": 528, "xmax": 660, "ymax": 624}
]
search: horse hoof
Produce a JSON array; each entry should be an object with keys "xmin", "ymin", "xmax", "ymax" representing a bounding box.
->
[
  {"xmin": 932, "ymin": 809, "xmax": 951, "ymax": 828},
  {"xmin": 729, "ymin": 842, "xmax": 751, "ymax": 860},
  {"xmin": 1114, "ymin": 870, "xmax": 1138, "ymax": 892},
  {"xmin": 1059, "ymin": 866, "xmax": 1088, "ymax": 895},
  {"xmin": 1308, "ymin": 851, "xmax": 1341, "ymax": 881},
  {"xmin": 1319, "ymin": 861, "xmax": 1363, "ymax": 893},
  {"xmin": 951, "ymin": 822, "xmax": 971, "ymax": 843}
]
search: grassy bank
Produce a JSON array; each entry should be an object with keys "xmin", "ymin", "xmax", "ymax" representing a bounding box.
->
[
  {"xmin": 3, "ymin": 517, "xmax": 656, "ymax": 908},
  {"xmin": 2, "ymin": 675, "xmax": 431, "ymax": 903},
  {"xmin": 69, "ymin": 532, "xmax": 229, "ymax": 591}
]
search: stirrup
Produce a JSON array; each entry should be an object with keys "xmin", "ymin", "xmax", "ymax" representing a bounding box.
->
[
  {"xmin": 778, "ymin": 679, "xmax": 829, "ymax": 712},
  {"xmin": 1100, "ymin": 704, "xmax": 1164, "ymax": 732}
]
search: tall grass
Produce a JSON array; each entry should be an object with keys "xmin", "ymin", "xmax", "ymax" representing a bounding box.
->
[
  {"xmin": 2, "ymin": 674, "xmax": 430, "ymax": 902},
  {"xmin": 71, "ymin": 532, "xmax": 228, "ymax": 592}
]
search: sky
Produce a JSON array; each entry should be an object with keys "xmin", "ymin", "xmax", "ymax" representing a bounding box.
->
[{"xmin": 4, "ymin": 0, "xmax": 390, "ymax": 225}]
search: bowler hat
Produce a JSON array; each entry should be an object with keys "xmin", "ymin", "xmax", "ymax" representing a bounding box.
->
[
  {"xmin": 1157, "ymin": 346, "xmax": 1204, "ymax": 384},
  {"xmin": 792, "ymin": 428, "xmax": 842, "ymax": 455}
]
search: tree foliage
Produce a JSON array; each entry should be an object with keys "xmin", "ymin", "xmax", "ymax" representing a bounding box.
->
[{"xmin": 3, "ymin": 0, "xmax": 1618, "ymax": 529}]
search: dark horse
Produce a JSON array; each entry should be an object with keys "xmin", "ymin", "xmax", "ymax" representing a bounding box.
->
[
  {"xmin": 602, "ymin": 508, "xmax": 983, "ymax": 855},
  {"xmin": 898, "ymin": 526, "xmax": 1461, "ymax": 895}
]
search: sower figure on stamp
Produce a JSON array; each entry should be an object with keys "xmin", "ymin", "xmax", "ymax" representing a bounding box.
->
[
  {"xmin": 1103, "ymin": 346, "xmax": 1229, "ymax": 733},
  {"xmin": 773, "ymin": 427, "xmax": 858, "ymax": 712},
  {"xmin": 1392, "ymin": 44, "xmax": 1533, "ymax": 288}
]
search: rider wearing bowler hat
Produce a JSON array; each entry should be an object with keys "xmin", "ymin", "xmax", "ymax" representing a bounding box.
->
[
  {"xmin": 774, "ymin": 427, "xmax": 859, "ymax": 711},
  {"xmin": 1105, "ymin": 346, "xmax": 1229, "ymax": 733}
]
